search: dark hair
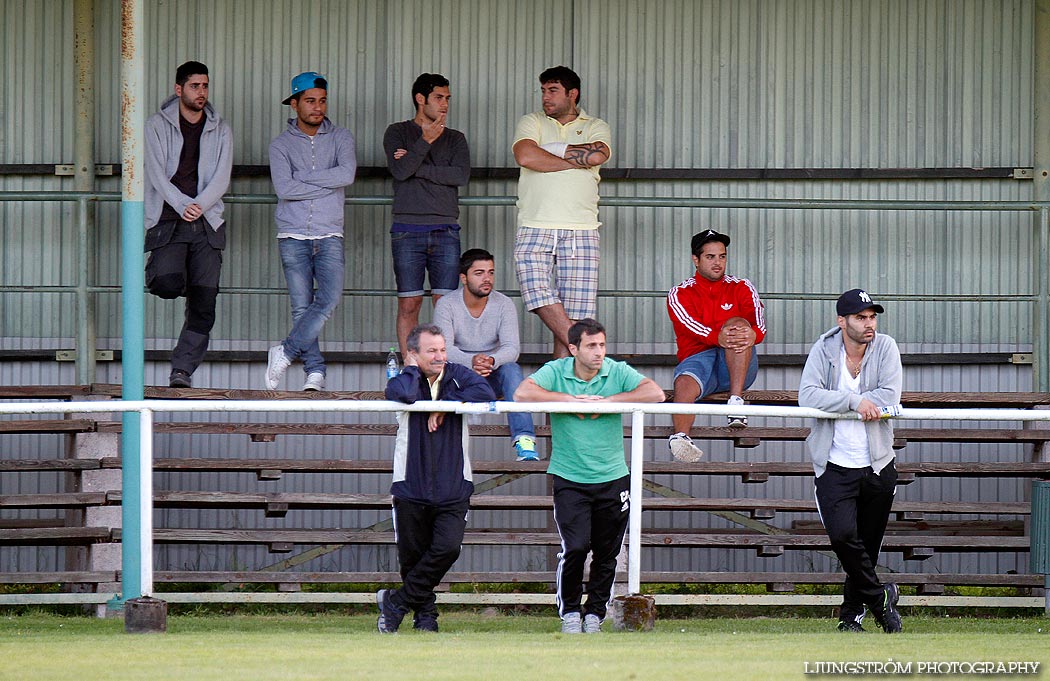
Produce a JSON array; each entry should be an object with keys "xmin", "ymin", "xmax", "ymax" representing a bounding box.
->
[
  {"xmin": 568, "ymin": 318, "xmax": 604, "ymax": 348},
  {"xmin": 411, "ymin": 73, "xmax": 450, "ymax": 109},
  {"xmin": 175, "ymin": 61, "xmax": 209, "ymax": 87},
  {"xmin": 406, "ymin": 323, "xmax": 444, "ymax": 352},
  {"xmin": 539, "ymin": 65, "xmax": 581, "ymax": 106},
  {"xmin": 459, "ymin": 248, "xmax": 494, "ymax": 275}
]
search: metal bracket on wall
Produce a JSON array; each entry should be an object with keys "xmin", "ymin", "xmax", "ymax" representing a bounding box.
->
[
  {"xmin": 1013, "ymin": 168, "xmax": 1034, "ymax": 179},
  {"xmin": 1010, "ymin": 353, "xmax": 1034, "ymax": 364},
  {"xmin": 94, "ymin": 164, "xmax": 115, "ymax": 176},
  {"xmin": 53, "ymin": 165, "xmax": 75, "ymax": 176},
  {"xmin": 55, "ymin": 350, "xmax": 115, "ymax": 362}
]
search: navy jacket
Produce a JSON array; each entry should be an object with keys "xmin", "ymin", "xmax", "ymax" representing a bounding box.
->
[{"xmin": 385, "ymin": 363, "xmax": 496, "ymax": 506}]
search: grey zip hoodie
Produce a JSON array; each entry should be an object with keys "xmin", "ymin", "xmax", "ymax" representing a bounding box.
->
[
  {"xmin": 798, "ymin": 326, "xmax": 902, "ymax": 477},
  {"xmin": 144, "ymin": 95, "xmax": 233, "ymax": 231},
  {"xmin": 269, "ymin": 118, "xmax": 357, "ymax": 236}
]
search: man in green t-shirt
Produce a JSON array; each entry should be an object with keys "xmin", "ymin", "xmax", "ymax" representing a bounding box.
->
[{"xmin": 514, "ymin": 318, "xmax": 664, "ymax": 633}]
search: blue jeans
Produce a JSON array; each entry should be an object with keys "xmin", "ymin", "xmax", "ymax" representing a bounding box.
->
[
  {"xmin": 277, "ymin": 236, "xmax": 345, "ymax": 376},
  {"xmin": 486, "ymin": 362, "xmax": 535, "ymax": 442},
  {"xmin": 390, "ymin": 226, "xmax": 461, "ymax": 297}
]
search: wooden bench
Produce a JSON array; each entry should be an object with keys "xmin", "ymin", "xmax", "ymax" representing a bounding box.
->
[
  {"xmin": 110, "ymin": 528, "xmax": 1028, "ymax": 561},
  {"xmin": 100, "ymin": 490, "xmax": 1029, "ymax": 523},
  {"xmin": 89, "ymin": 457, "xmax": 1050, "ymax": 485},
  {"xmin": 0, "ymin": 527, "xmax": 114, "ymax": 545},
  {"xmin": 0, "ymin": 571, "xmax": 116, "ymax": 585}
]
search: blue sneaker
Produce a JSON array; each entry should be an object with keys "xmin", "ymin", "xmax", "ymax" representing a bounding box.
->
[
  {"xmin": 514, "ymin": 436, "xmax": 539, "ymax": 462},
  {"xmin": 377, "ymin": 588, "xmax": 407, "ymax": 634}
]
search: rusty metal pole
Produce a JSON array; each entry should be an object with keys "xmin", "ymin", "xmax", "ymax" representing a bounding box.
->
[
  {"xmin": 115, "ymin": 0, "xmax": 148, "ymax": 610},
  {"xmin": 73, "ymin": 0, "xmax": 96, "ymax": 385}
]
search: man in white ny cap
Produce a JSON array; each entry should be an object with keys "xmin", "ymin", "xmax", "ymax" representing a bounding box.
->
[{"xmin": 798, "ymin": 288, "xmax": 903, "ymax": 634}]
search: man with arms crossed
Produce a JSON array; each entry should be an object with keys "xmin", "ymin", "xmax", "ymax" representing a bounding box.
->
[
  {"xmin": 385, "ymin": 73, "xmax": 470, "ymax": 358},
  {"xmin": 433, "ymin": 248, "xmax": 538, "ymax": 461},
  {"xmin": 515, "ymin": 319, "xmax": 664, "ymax": 633},
  {"xmin": 378, "ymin": 324, "xmax": 496, "ymax": 633},
  {"xmin": 265, "ymin": 71, "xmax": 357, "ymax": 391},
  {"xmin": 512, "ymin": 66, "xmax": 611, "ymax": 358},
  {"xmin": 798, "ymin": 288, "xmax": 903, "ymax": 634},
  {"xmin": 666, "ymin": 230, "xmax": 765, "ymax": 461},
  {"xmin": 144, "ymin": 60, "xmax": 233, "ymax": 388}
]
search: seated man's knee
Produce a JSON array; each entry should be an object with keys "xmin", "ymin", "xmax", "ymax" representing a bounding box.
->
[
  {"xmin": 147, "ymin": 273, "xmax": 186, "ymax": 300},
  {"xmin": 672, "ymin": 374, "xmax": 701, "ymax": 402},
  {"xmin": 722, "ymin": 316, "xmax": 751, "ymax": 330}
]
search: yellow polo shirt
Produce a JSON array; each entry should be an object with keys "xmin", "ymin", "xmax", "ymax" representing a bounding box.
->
[{"xmin": 513, "ymin": 110, "xmax": 612, "ymax": 230}]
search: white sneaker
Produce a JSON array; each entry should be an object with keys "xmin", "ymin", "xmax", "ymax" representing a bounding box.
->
[
  {"xmin": 727, "ymin": 395, "xmax": 747, "ymax": 428},
  {"xmin": 303, "ymin": 372, "xmax": 325, "ymax": 391},
  {"xmin": 668, "ymin": 432, "xmax": 704, "ymax": 462},
  {"xmin": 265, "ymin": 345, "xmax": 292, "ymax": 390},
  {"xmin": 561, "ymin": 611, "xmax": 582, "ymax": 634},
  {"xmin": 582, "ymin": 613, "xmax": 602, "ymax": 634}
]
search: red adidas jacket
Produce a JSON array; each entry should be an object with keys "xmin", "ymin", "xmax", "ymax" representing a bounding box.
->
[{"xmin": 667, "ymin": 274, "xmax": 766, "ymax": 361}]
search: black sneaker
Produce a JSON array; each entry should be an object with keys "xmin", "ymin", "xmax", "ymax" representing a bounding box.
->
[
  {"xmin": 169, "ymin": 370, "xmax": 191, "ymax": 388},
  {"xmin": 870, "ymin": 583, "xmax": 902, "ymax": 633},
  {"xmin": 376, "ymin": 588, "xmax": 407, "ymax": 634},
  {"xmin": 413, "ymin": 614, "xmax": 439, "ymax": 632},
  {"xmin": 837, "ymin": 620, "xmax": 866, "ymax": 633}
]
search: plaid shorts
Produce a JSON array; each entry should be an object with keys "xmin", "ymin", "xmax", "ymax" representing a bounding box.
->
[{"xmin": 513, "ymin": 228, "xmax": 599, "ymax": 319}]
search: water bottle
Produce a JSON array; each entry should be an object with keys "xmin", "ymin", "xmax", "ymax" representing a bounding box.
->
[{"xmin": 385, "ymin": 347, "xmax": 400, "ymax": 380}]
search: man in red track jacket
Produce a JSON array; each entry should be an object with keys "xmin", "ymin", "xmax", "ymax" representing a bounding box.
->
[{"xmin": 665, "ymin": 230, "xmax": 765, "ymax": 462}]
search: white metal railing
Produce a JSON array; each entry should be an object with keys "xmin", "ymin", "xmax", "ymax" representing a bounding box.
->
[{"xmin": 2, "ymin": 398, "xmax": 1049, "ymax": 601}]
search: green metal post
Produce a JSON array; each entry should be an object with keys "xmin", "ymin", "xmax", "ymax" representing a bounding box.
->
[{"xmin": 114, "ymin": 0, "xmax": 146, "ymax": 610}]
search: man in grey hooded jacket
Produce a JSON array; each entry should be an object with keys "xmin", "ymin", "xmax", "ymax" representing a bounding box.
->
[
  {"xmin": 798, "ymin": 288, "xmax": 903, "ymax": 634},
  {"xmin": 144, "ymin": 60, "xmax": 233, "ymax": 388},
  {"xmin": 265, "ymin": 71, "xmax": 357, "ymax": 391}
]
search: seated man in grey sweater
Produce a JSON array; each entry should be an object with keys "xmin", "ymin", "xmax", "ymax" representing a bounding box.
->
[{"xmin": 433, "ymin": 249, "xmax": 538, "ymax": 460}]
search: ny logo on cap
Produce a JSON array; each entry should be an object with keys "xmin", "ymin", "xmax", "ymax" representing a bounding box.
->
[{"xmin": 859, "ymin": 291, "xmax": 872, "ymax": 303}]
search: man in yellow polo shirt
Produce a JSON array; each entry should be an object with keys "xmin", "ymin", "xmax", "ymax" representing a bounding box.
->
[
  {"xmin": 514, "ymin": 318, "xmax": 664, "ymax": 633},
  {"xmin": 512, "ymin": 66, "xmax": 612, "ymax": 359}
]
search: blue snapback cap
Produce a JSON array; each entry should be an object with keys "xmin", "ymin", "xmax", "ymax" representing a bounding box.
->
[{"xmin": 283, "ymin": 71, "xmax": 327, "ymax": 105}]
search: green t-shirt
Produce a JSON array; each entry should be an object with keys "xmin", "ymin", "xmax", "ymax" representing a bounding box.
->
[{"xmin": 528, "ymin": 356, "xmax": 645, "ymax": 484}]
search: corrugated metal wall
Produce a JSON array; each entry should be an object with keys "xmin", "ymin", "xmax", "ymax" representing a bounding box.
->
[
  {"xmin": 0, "ymin": 0, "xmax": 1038, "ymax": 577},
  {"xmin": 1, "ymin": 0, "xmax": 1038, "ymax": 350}
]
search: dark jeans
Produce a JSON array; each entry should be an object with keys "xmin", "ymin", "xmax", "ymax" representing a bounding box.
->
[
  {"xmin": 388, "ymin": 497, "xmax": 469, "ymax": 621},
  {"xmin": 814, "ymin": 461, "xmax": 897, "ymax": 619},
  {"xmin": 145, "ymin": 219, "xmax": 222, "ymax": 375},
  {"xmin": 552, "ymin": 474, "xmax": 630, "ymax": 620}
]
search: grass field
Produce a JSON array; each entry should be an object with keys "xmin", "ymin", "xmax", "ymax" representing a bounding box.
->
[{"xmin": 1, "ymin": 612, "xmax": 1047, "ymax": 680}]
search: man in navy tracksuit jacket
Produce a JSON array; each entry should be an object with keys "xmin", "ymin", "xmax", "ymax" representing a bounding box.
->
[{"xmin": 377, "ymin": 324, "xmax": 496, "ymax": 633}]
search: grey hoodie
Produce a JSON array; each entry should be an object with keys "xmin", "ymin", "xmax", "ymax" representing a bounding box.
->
[
  {"xmin": 144, "ymin": 95, "xmax": 233, "ymax": 231},
  {"xmin": 798, "ymin": 327, "xmax": 902, "ymax": 477},
  {"xmin": 269, "ymin": 118, "xmax": 357, "ymax": 237}
]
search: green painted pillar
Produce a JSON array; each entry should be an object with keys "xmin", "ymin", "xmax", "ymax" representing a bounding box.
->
[{"xmin": 113, "ymin": 0, "xmax": 147, "ymax": 610}]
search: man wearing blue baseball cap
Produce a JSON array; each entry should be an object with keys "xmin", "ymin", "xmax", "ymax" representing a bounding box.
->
[
  {"xmin": 798, "ymin": 288, "xmax": 903, "ymax": 634},
  {"xmin": 266, "ymin": 71, "xmax": 357, "ymax": 391}
]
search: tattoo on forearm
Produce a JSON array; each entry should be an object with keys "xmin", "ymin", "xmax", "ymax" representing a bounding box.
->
[{"xmin": 564, "ymin": 143, "xmax": 606, "ymax": 168}]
